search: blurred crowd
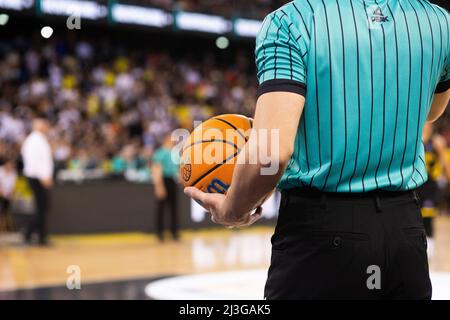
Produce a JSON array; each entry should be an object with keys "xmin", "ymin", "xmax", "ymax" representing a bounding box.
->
[
  {"xmin": 0, "ymin": 33, "xmax": 257, "ymax": 182},
  {"xmin": 136, "ymin": 0, "xmax": 289, "ymax": 19},
  {"xmin": 0, "ymin": 30, "xmax": 449, "ymax": 184}
]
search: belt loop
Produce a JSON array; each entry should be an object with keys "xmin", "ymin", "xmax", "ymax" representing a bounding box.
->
[
  {"xmin": 320, "ymin": 194, "xmax": 327, "ymax": 211},
  {"xmin": 413, "ymin": 191, "xmax": 420, "ymax": 206},
  {"xmin": 374, "ymin": 195, "xmax": 382, "ymax": 213}
]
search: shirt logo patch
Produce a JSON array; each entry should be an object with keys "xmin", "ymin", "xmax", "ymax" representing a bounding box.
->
[
  {"xmin": 370, "ymin": 6, "xmax": 389, "ymax": 23},
  {"xmin": 367, "ymin": 5, "xmax": 389, "ymax": 30}
]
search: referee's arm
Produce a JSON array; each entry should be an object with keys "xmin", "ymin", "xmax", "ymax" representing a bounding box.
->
[
  {"xmin": 428, "ymin": 90, "xmax": 450, "ymax": 122},
  {"xmin": 184, "ymin": 11, "xmax": 307, "ymax": 227},
  {"xmin": 428, "ymin": 59, "xmax": 450, "ymax": 122},
  {"xmin": 221, "ymin": 9, "xmax": 309, "ymax": 221},
  {"xmin": 184, "ymin": 92, "xmax": 305, "ymax": 227}
]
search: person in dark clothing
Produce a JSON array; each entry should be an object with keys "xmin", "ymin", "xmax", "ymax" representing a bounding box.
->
[{"xmin": 151, "ymin": 134, "xmax": 179, "ymax": 241}]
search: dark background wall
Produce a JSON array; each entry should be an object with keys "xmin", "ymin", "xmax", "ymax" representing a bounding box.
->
[
  {"xmin": 34, "ymin": 182, "xmax": 276, "ymax": 234},
  {"xmin": 46, "ymin": 182, "xmax": 193, "ymax": 234}
]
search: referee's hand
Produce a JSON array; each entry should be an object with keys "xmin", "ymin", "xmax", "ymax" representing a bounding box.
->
[{"xmin": 184, "ymin": 187, "xmax": 262, "ymax": 228}]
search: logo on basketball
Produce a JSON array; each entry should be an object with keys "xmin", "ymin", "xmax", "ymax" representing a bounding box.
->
[
  {"xmin": 207, "ymin": 178, "xmax": 230, "ymax": 194},
  {"xmin": 181, "ymin": 157, "xmax": 192, "ymax": 182}
]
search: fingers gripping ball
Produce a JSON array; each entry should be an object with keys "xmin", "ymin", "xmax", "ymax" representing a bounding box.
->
[{"xmin": 180, "ymin": 114, "xmax": 253, "ymax": 194}]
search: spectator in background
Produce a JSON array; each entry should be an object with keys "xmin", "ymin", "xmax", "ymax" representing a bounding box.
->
[
  {"xmin": 21, "ymin": 118, "xmax": 54, "ymax": 246},
  {"xmin": 0, "ymin": 33, "xmax": 258, "ymax": 181},
  {"xmin": 151, "ymin": 134, "xmax": 180, "ymax": 241},
  {"xmin": 0, "ymin": 159, "xmax": 17, "ymax": 232}
]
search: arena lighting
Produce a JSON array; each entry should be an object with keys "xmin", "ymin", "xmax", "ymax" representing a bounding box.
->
[
  {"xmin": 0, "ymin": 0, "xmax": 33, "ymax": 11},
  {"xmin": 234, "ymin": 18, "xmax": 262, "ymax": 37},
  {"xmin": 0, "ymin": 0, "xmax": 260, "ymax": 39},
  {"xmin": 176, "ymin": 11, "xmax": 232, "ymax": 34},
  {"xmin": 0, "ymin": 13, "xmax": 9, "ymax": 25},
  {"xmin": 215, "ymin": 36, "xmax": 229, "ymax": 50},
  {"xmin": 111, "ymin": 4, "xmax": 172, "ymax": 27},
  {"xmin": 39, "ymin": 0, "xmax": 107, "ymax": 20},
  {"xmin": 40, "ymin": 25, "xmax": 53, "ymax": 38}
]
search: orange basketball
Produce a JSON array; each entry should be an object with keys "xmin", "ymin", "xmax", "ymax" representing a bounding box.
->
[{"xmin": 180, "ymin": 114, "xmax": 252, "ymax": 194}]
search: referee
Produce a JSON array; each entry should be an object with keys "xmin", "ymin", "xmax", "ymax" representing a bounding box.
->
[
  {"xmin": 21, "ymin": 118, "xmax": 54, "ymax": 246},
  {"xmin": 185, "ymin": 0, "xmax": 450, "ymax": 299},
  {"xmin": 151, "ymin": 134, "xmax": 180, "ymax": 241}
]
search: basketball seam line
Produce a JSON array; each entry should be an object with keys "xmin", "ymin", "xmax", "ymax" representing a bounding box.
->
[
  {"xmin": 213, "ymin": 118, "xmax": 248, "ymax": 142},
  {"xmin": 181, "ymin": 139, "xmax": 239, "ymax": 154},
  {"xmin": 189, "ymin": 150, "xmax": 241, "ymax": 188}
]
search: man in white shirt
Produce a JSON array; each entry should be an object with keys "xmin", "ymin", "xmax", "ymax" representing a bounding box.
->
[{"xmin": 21, "ymin": 118, "xmax": 54, "ymax": 245}]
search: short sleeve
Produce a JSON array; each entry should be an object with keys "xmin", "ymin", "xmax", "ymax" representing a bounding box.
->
[
  {"xmin": 436, "ymin": 56, "xmax": 450, "ymax": 93},
  {"xmin": 152, "ymin": 150, "xmax": 163, "ymax": 164},
  {"xmin": 255, "ymin": 10, "xmax": 307, "ymax": 98}
]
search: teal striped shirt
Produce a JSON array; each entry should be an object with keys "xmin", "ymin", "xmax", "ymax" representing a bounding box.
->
[{"xmin": 255, "ymin": 0, "xmax": 450, "ymax": 192}]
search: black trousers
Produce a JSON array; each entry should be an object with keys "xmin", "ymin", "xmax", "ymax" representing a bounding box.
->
[
  {"xmin": 423, "ymin": 217, "xmax": 433, "ymax": 238},
  {"xmin": 265, "ymin": 188, "xmax": 432, "ymax": 300},
  {"xmin": 156, "ymin": 178, "xmax": 178, "ymax": 239},
  {"xmin": 26, "ymin": 177, "xmax": 49, "ymax": 243}
]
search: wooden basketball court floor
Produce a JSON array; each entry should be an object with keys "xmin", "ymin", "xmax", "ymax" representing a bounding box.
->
[{"xmin": 0, "ymin": 216, "xmax": 449, "ymax": 299}]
